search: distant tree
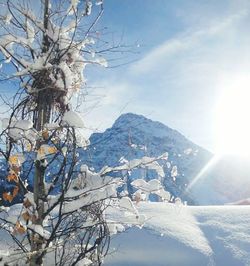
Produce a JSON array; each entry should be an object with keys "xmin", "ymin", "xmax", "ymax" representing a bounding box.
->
[{"xmin": 0, "ymin": 1, "xmax": 171, "ymax": 265}]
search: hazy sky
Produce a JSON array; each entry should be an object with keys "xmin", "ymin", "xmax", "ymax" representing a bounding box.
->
[{"xmin": 82, "ymin": 0, "xmax": 250, "ymax": 152}]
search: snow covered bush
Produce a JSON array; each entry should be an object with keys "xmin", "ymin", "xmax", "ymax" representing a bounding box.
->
[{"xmin": 0, "ymin": 1, "xmax": 173, "ymax": 265}]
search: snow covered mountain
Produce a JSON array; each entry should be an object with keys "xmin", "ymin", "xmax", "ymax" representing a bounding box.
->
[
  {"xmin": 80, "ymin": 113, "xmax": 212, "ymax": 204},
  {"xmin": 81, "ymin": 113, "xmax": 250, "ymax": 205}
]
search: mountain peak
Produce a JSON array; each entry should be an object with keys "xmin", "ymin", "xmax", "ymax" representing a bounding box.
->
[
  {"xmin": 113, "ymin": 113, "xmax": 151, "ymax": 127},
  {"xmin": 112, "ymin": 113, "xmax": 191, "ymax": 142},
  {"xmin": 113, "ymin": 113, "xmax": 168, "ymax": 129}
]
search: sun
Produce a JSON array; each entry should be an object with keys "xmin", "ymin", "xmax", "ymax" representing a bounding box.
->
[{"xmin": 214, "ymin": 76, "xmax": 250, "ymax": 156}]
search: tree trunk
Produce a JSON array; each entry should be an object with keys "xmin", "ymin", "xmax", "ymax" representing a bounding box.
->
[
  {"xmin": 30, "ymin": 163, "xmax": 46, "ymax": 266},
  {"xmin": 30, "ymin": 93, "xmax": 49, "ymax": 266},
  {"xmin": 30, "ymin": 1, "xmax": 50, "ymax": 265}
]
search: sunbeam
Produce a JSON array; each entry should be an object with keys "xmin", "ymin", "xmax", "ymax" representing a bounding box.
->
[{"xmin": 186, "ymin": 155, "xmax": 221, "ymax": 192}]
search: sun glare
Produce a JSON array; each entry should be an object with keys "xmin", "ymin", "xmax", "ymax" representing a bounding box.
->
[{"xmin": 214, "ymin": 76, "xmax": 250, "ymax": 156}]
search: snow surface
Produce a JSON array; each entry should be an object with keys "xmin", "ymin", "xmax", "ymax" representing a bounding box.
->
[
  {"xmin": 1, "ymin": 203, "xmax": 250, "ymax": 265},
  {"xmin": 106, "ymin": 203, "xmax": 250, "ymax": 266}
]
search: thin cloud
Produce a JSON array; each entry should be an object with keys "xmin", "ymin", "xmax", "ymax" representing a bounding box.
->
[{"xmin": 130, "ymin": 10, "xmax": 248, "ymax": 75}]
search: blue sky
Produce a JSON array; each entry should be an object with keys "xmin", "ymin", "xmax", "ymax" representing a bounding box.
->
[
  {"xmin": 82, "ymin": 0, "xmax": 250, "ymax": 152},
  {"xmin": 1, "ymin": 0, "xmax": 250, "ymax": 153}
]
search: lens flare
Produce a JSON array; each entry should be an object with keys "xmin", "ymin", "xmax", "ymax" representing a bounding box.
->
[{"xmin": 214, "ymin": 76, "xmax": 250, "ymax": 156}]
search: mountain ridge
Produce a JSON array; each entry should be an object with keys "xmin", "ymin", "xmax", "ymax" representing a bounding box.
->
[
  {"xmin": 81, "ymin": 113, "xmax": 213, "ymax": 204},
  {"xmin": 84, "ymin": 113, "xmax": 250, "ymax": 205}
]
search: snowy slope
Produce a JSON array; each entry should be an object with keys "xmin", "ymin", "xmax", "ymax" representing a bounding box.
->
[
  {"xmin": 81, "ymin": 113, "xmax": 250, "ymax": 205},
  {"xmin": 1, "ymin": 202, "xmax": 249, "ymax": 266},
  {"xmin": 105, "ymin": 202, "xmax": 250, "ymax": 266},
  {"xmin": 81, "ymin": 113, "xmax": 212, "ymax": 204}
]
